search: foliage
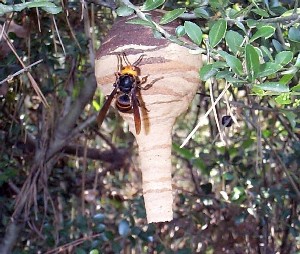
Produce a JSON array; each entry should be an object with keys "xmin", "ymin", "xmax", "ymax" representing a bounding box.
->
[{"xmin": 0, "ymin": 0, "xmax": 300, "ymax": 253}]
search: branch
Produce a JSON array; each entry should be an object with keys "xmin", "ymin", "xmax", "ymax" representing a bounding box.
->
[
  {"xmin": 120, "ymin": 0, "xmax": 201, "ymax": 51},
  {"xmin": 0, "ymin": 220, "xmax": 23, "ymax": 254}
]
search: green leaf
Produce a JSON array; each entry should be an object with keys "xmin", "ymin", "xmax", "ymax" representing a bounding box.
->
[
  {"xmin": 126, "ymin": 18, "xmax": 155, "ymax": 29},
  {"xmin": 260, "ymin": 46, "xmax": 274, "ymax": 61},
  {"xmin": 279, "ymin": 74, "xmax": 294, "ymax": 85},
  {"xmin": 116, "ymin": 5, "xmax": 134, "ymax": 17},
  {"xmin": 272, "ymin": 39, "xmax": 284, "ymax": 52},
  {"xmin": 231, "ymin": 186, "xmax": 245, "ymax": 201},
  {"xmin": 0, "ymin": 3, "xmax": 14, "ymax": 15},
  {"xmin": 92, "ymin": 100, "xmax": 100, "ymax": 111},
  {"xmin": 27, "ymin": 1, "xmax": 57, "ymax": 8},
  {"xmin": 159, "ymin": 8, "xmax": 185, "ymax": 25},
  {"xmin": 254, "ymin": 82, "xmax": 289, "ymax": 93},
  {"xmin": 199, "ymin": 64, "xmax": 218, "ymax": 81},
  {"xmin": 257, "ymin": 62, "xmax": 282, "ymax": 77},
  {"xmin": 275, "ymin": 51, "xmax": 293, "ymax": 66},
  {"xmin": 282, "ymin": 8, "xmax": 300, "ymax": 17},
  {"xmin": 275, "ymin": 93, "xmax": 292, "ymax": 105},
  {"xmin": 218, "ymin": 50, "xmax": 243, "ymax": 76},
  {"xmin": 41, "ymin": 6, "xmax": 62, "ymax": 14},
  {"xmin": 291, "ymin": 84, "xmax": 300, "ymax": 91},
  {"xmin": 175, "ymin": 25, "xmax": 185, "ymax": 37},
  {"xmin": 247, "ymin": 19, "xmax": 258, "ymax": 28},
  {"xmin": 225, "ymin": 30, "xmax": 243, "ymax": 54},
  {"xmin": 194, "ymin": 7, "xmax": 210, "ymax": 19},
  {"xmin": 172, "ymin": 143, "xmax": 194, "ymax": 160},
  {"xmin": 295, "ymin": 53, "xmax": 300, "ymax": 67},
  {"xmin": 249, "ymin": 26, "xmax": 275, "ymax": 42},
  {"xmin": 251, "ymin": 8, "xmax": 270, "ymax": 17},
  {"xmin": 215, "ymin": 70, "xmax": 233, "ymax": 79},
  {"xmin": 141, "ymin": 0, "xmax": 165, "ymax": 11},
  {"xmin": 282, "ymin": 110, "xmax": 297, "ymax": 128},
  {"xmin": 288, "ymin": 27, "xmax": 300, "ymax": 42},
  {"xmin": 90, "ymin": 250, "xmax": 99, "ymax": 254},
  {"xmin": 245, "ymin": 44, "xmax": 260, "ymax": 81},
  {"xmin": 184, "ymin": 21, "xmax": 203, "ymax": 45},
  {"xmin": 209, "ymin": 19, "xmax": 227, "ymax": 48}
]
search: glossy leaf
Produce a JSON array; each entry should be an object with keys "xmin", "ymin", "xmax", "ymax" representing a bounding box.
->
[
  {"xmin": 194, "ymin": 7, "xmax": 210, "ymax": 19},
  {"xmin": 209, "ymin": 19, "xmax": 227, "ymax": 48},
  {"xmin": 245, "ymin": 44, "xmax": 260, "ymax": 81},
  {"xmin": 159, "ymin": 8, "xmax": 186, "ymax": 25},
  {"xmin": 257, "ymin": 62, "xmax": 282, "ymax": 77},
  {"xmin": 141, "ymin": 0, "xmax": 165, "ymax": 11},
  {"xmin": 199, "ymin": 64, "xmax": 218, "ymax": 81},
  {"xmin": 254, "ymin": 82, "xmax": 289, "ymax": 93},
  {"xmin": 218, "ymin": 51, "xmax": 243, "ymax": 76},
  {"xmin": 184, "ymin": 21, "xmax": 203, "ymax": 45},
  {"xmin": 251, "ymin": 8, "xmax": 269, "ymax": 17},
  {"xmin": 275, "ymin": 51, "xmax": 293, "ymax": 66},
  {"xmin": 250, "ymin": 26, "xmax": 275, "ymax": 42},
  {"xmin": 225, "ymin": 30, "xmax": 244, "ymax": 54}
]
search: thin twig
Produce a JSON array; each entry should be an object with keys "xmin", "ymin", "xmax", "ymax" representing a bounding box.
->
[
  {"xmin": 0, "ymin": 25, "xmax": 49, "ymax": 107},
  {"xmin": 0, "ymin": 59, "xmax": 43, "ymax": 85},
  {"xmin": 52, "ymin": 15, "xmax": 66, "ymax": 55},
  {"xmin": 180, "ymin": 82, "xmax": 231, "ymax": 147}
]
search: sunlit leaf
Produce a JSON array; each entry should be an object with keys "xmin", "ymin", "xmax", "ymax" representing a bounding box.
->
[
  {"xmin": 141, "ymin": 0, "xmax": 165, "ymax": 11},
  {"xmin": 209, "ymin": 19, "xmax": 227, "ymax": 48},
  {"xmin": 275, "ymin": 51, "xmax": 293, "ymax": 66},
  {"xmin": 249, "ymin": 26, "xmax": 275, "ymax": 42},
  {"xmin": 275, "ymin": 93, "xmax": 292, "ymax": 105},
  {"xmin": 295, "ymin": 53, "xmax": 300, "ymax": 67},
  {"xmin": 245, "ymin": 44, "xmax": 260, "ymax": 81},
  {"xmin": 257, "ymin": 62, "xmax": 282, "ymax": 77},
  {"xmin": 159, "ymin": 8, "xmax": 185, "ymax": 25},
  {"xmin": 279, "ymin": 74, "xmax": 294, "ymax": 85},
  {"xmin": 27, "ymin": 1, "xmax": 57, "ymax": 8}
]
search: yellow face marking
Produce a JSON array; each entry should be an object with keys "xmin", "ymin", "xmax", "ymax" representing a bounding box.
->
[{"xmin": 121, "ymin": 66, "xmax": 138, "ymax": 76}]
